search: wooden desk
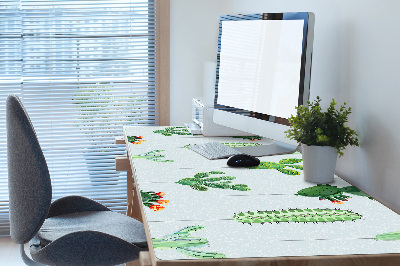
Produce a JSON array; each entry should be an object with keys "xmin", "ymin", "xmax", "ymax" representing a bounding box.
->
[{"xmin": 119, "ymin": 126, "xmax": 400, "ymax": 266}]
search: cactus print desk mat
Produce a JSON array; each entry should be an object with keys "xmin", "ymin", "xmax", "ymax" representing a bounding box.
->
[{"xmin": 124, "ymin": 126, "xmax": 400, "ymax": 261}]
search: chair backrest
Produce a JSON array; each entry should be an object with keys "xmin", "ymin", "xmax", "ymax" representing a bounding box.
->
[{"xmin": 6, "ymin": 94, "xmax": 52, "ymax": 244}]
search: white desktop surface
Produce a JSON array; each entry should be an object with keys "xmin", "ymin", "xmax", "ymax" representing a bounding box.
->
[{"xmin": 124, "ymin": 126, "xmax": 400, "ymax": 262}]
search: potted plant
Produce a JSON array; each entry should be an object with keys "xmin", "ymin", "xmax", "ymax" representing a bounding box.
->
[{"xmin": 285, "ymin": 96, "xmax": 359, "ymax": 183}]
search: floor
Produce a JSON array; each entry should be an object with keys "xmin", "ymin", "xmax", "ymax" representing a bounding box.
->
[{"xmin": 0, "ymin": 237, "xmax": 26, "ymax": 266}]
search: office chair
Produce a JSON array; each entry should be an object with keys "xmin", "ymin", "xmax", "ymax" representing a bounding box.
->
[{"xmin": 6, "ymin": 94, "xmax": 148, "ymax": 265}]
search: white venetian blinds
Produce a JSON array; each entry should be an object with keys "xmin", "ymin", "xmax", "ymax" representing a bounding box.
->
[{"xmin": 0, "ymin": 0, "xmax": 159, "ymax": 236}]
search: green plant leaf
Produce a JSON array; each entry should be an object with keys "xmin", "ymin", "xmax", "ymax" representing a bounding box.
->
[{"xmin": 285, "ymin": 97, "xmax": 359, "ymax": 157}]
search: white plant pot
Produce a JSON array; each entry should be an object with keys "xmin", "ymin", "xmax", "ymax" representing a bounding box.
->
[{"xmin": 302, "ymin": 144, "xmax": 338, "ymax": 183}]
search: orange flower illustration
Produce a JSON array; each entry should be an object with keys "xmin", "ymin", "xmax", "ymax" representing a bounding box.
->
[
  {"xmin": 156, "ymin": 192, "xmax": 166, "ymax": 197},
  {"xmin": 149, "ymin": 205, "xmax": 165, "ymax": 211},
  {"xmin": 156, "ymin": 200, "xmax": 170, "ymax": 205},
  {"xmin": 128, "ymin": 135, "xmax": 146, "ymax": 144}
]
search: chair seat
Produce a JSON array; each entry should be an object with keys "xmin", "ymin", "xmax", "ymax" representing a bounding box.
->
[{"xmin": 37, "ymin": 211, "xmax": 147, "ymax": 248}]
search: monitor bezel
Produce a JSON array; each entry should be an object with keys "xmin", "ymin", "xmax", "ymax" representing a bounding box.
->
[{"xmin": 214, "ymin": 12, "xmax": 314, "ymax": 125}]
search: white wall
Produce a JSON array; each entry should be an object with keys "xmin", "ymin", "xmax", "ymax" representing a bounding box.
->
[
  {"xmin": 170, "ymin": 0, "xmax": 400, "ymax": 213},
  {"xmin": 170, "ymin": 0, "xmax": 228, "ymax": 125}
]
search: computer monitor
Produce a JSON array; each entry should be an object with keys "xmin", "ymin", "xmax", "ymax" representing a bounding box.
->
[{"xmin": 213, "ymin": 12, "xmax": 315, "ymax": 156}]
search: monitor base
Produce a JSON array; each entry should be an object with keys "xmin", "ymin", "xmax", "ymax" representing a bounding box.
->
[{"xmin": 233, "ymin": 141, "xmax": 298, "ymax": 157}]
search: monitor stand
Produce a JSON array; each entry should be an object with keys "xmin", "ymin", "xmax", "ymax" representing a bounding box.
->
[{"xmin": 233, "ymin": 140, "xmax": 298, "ymax": 157}]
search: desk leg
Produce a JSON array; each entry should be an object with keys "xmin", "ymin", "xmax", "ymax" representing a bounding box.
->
[
  {"xmin": 127, "ymin": 168, "xmax": 143, "ymax": 223},
  {"xmin": 124, "ymin": 259, "xmax": 140, "ymax": 266},
  {"xmin": 126, "ymin": 168, "xmax": 134, "ymax": 217},
  {"xmin": 115, "ymin": 155, "xmax": 143, "ymax": 222},
  {"xmin": 125, "ymin": 252, "xmax": 151, "ymax": 266}
]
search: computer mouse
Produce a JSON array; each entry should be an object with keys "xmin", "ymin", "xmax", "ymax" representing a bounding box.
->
[{"xmin": 227, "ymin": 154, "xmax": 260, "ymax": 167}]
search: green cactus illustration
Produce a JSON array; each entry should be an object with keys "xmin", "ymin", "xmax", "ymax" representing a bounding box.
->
[
  {"xmin": 340, "ymin": 185, "xmax": 374, "ymax": 199},
  {"xmin": 127, "ymin": 135, "xmax": 146, "ymax": 144},
  {"xmin": 181, "ymin": 142, "xmax": 261, "ymax": 149},
  {"xmin": 374, "ymin": 231, "xmax": 400, "ymax": 241},
  {"xmin": 248, "ymin": 158, "xmax": 303, "ymax": 175},
  {"xmin": 176, "ymin": 171, "xmax": 250, "ymax": 191},
  {"xmin": 295, "ymin": 184, "xmax": 374, "ymax": 204},
  {"xmin": 153, "ymin": 126, "xmax": 192, "ymax": 136},
  {"xmin": 141, "ymin": 191, "xmax": 169, "ymax": 211},
  {"xmin": 132, "ymin": 150, "xmax": 173, "ymax": 162},
  {"xmin": 233, "ymin": 208, "xmax": 362, "ymax": 224},
  {"xmin": 181, "ymin": 144, "xmax": 193, "ymax": 149},
  {"xmin": 152, "ymin": 225, "xmax": 226, "ymax": 259},
  {"xmin": 222, "ymin": 142, "xmax": 262, "ymax": 148},
  {"xmin": 231, "ymin": 135, "xmax": 263, "ymax": 141}
]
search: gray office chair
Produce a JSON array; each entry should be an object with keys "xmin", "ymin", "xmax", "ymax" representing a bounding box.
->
[{"xmin": 6, "ymin": 94, "xmax": 148, "ymax": 266}]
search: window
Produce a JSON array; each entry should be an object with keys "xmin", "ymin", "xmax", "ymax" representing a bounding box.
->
[{"xmin": 0, "ymin": 0, "xmax": 169, "ymax": 236}]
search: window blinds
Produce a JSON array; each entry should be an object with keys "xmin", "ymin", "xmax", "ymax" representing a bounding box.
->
[{"xmin": 0, "ymin": 0, "xmax": 159, "ymax": 236}]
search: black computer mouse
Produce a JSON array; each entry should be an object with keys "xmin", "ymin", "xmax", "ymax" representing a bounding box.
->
[{"xmin": 227, "ymin": 154, "xmax": 260, "ymax": 167}]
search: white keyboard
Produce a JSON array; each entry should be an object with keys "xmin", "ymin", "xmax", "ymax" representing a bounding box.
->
[{"xmin": 188, "ymin": 142, "xmax": 242, "ymax": 160}]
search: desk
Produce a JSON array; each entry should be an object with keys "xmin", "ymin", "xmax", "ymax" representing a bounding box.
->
[{"xmin": 121, "ymin": 126, "xmax": 400, "ymax": 266}]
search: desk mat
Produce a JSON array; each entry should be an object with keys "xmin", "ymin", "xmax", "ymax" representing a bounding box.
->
[{"xmin": 124, "ymin": 126, "xmax": 400, "ymax": 261}]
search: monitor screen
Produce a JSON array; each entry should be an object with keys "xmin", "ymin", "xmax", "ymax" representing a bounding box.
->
[{"xmin": 217, "ymin": 19, "xmax": 304, "ymax": 119}]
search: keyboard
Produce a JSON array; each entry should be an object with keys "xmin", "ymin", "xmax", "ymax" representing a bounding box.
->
[{"xmin": 188, "ymin": 142, "xmax": 242, "ymax": 160}]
